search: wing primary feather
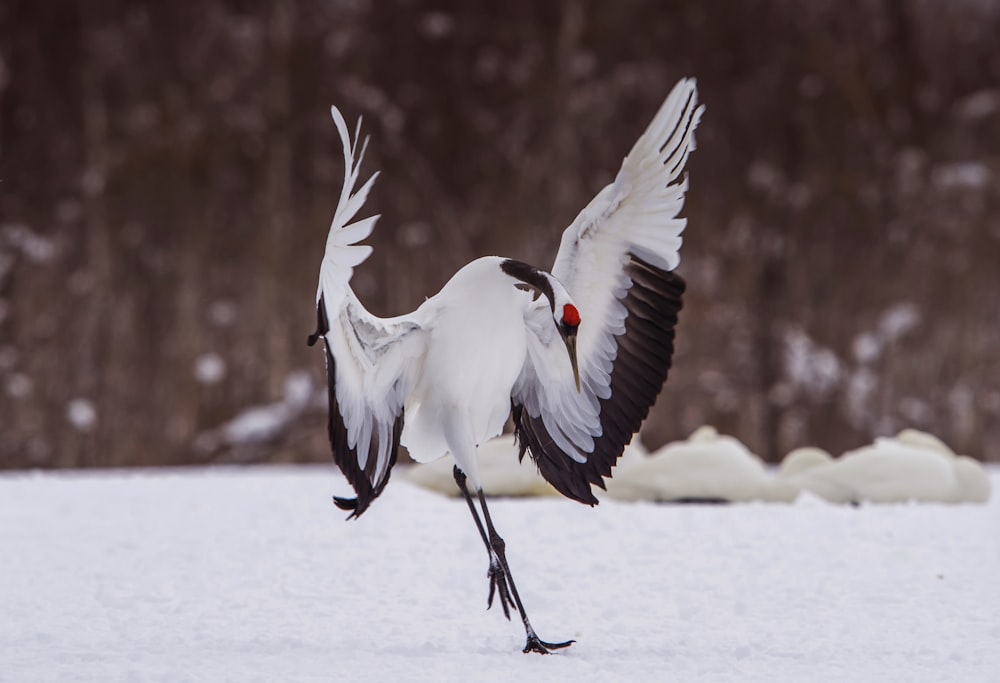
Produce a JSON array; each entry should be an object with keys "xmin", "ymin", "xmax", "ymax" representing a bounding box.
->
[
  {"xmin": 322, "ymin": 335, "xmax": 404, "ymax": 519},
  {"xmin": 315, "ymin": 296, "xmax": 405, "ymax": 517},
  {"xmin": 307, "ymin": 292, "xmax": 330, "ymax": 346},
  {"xmin": 660, "ymin": 93, "xmax": 697, "ymax": 167}
]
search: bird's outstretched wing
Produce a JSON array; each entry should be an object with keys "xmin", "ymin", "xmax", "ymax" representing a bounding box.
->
[
  {"xmin": 309, "ymin": 106, "xmax": 425, "ymax": 518},
  {"xmin": 512, "ymin": 78, "xmax": 703, "ymax": 504}
]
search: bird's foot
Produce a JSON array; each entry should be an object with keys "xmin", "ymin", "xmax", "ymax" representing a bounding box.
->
[
  {"xmin": 486, "ymin": 555, "xmax": 516, "ymax": 620},
  {"xmin": 522, "ymin": 634, "xmax": 575, "ymax": 655}
]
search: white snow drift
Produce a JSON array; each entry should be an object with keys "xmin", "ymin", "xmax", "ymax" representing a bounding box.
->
[
  {"xmin": 781, "ymin": 429, "xmax": 991, "ymax": 504},
  {"xmin": 602, "ymin": 425, "xmax": 793, "ymax": 503},
  {"xmin": 406, "ymin": 426, "xmax": 991, "ymax": 505}
]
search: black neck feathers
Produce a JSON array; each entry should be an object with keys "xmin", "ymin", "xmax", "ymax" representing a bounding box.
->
[{"xmin": 500, "ymin": 259, "xmax": 555, "ymax": 312}]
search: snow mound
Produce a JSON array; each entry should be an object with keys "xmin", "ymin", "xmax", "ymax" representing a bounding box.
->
[
  {"xmin": 778, "ymin": 446, "xmax": 834, "ymax": 478},
  {"xmin": 603, "ymin": 425, "xmax": 796, "ymax": 503},
  {"xmin": 782, "ymin": 429, "xmax": 991, "ymax": 504},
  {"xmin": 406, "ymin": 427, "xmax": 991, "ymax": 506}
]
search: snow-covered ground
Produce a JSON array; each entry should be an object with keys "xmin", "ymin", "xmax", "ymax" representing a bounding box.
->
[{"xmin": 2, "ymin": 465, "xmax": 998, "ymax": 683}]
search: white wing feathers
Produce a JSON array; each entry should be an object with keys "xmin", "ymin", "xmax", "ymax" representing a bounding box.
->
[
  {"xmin": 317, "ymin": 107, "xmax": 379, "ymax": 316},
  {"xmin": 553, "ymin": 77, "xmax": 703, "ymax": 280},
  {"xmin": 512, "ymin": 79, "xmax": 701, "ymax": 504},
  {"xmin": 312, "ymin": 107, "xmax": 423, "ymax": 517}
]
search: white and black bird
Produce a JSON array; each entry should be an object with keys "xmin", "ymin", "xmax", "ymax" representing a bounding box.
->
[{"xmin": 308, "ymin": 79, "xmax": 704, "ymax": 653}]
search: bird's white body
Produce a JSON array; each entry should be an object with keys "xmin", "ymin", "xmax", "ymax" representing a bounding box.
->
[{"xmin": 402, "ymin": 258, "xmax": 533, "ymax": 482}]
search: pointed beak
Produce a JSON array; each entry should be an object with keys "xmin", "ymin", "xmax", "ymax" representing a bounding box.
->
[{"xmin": 564, "ymin": 333, "xmax": 581, "ymax": 393}]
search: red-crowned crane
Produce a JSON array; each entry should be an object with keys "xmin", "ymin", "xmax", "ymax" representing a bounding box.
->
[{"xmin": 308, "ymin": 79, "xmax": 703, "ymax": 653}]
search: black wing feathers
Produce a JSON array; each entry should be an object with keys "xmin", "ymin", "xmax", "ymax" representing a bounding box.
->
[
  {"xmin": 309, "ymin": 295, "xmax": 402, "ymax": 519},
  {"xmin": 513, "ymin": 256, "xmax": 685, "ymax": 505}
]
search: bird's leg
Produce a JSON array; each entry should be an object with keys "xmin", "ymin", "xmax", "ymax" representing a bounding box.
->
[
  {"xmin": 453, "ymin": 466, "xmax": 516, "ymax": 620},
  {"xmin": 475, "ymin": 488, "xmax": 575, "ymax": 655}
]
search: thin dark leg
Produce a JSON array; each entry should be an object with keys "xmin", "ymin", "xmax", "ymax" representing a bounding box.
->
[
  {"xmin": 452, "ymin": 466, "xmax": 573, "ymax": 653},
  {"xmin": 453, "ymin": 466, "xmax": 490, "ymax": 550},
  {"xmin": 453, "ymin": 466, "xmax": 516, "ymax": 619},
  {"xmin": 475, "ymin": 489, "xmax": 575, "ymax": 655}
]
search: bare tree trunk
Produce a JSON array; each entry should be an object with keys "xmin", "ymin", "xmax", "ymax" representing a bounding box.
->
[
  {"xmin": 261, "ymin": 0, "xmax": 296, "ymax": 397},
  {"xmin": 75, "ymin": 0, "xmax": 114, "ymax": 467}
]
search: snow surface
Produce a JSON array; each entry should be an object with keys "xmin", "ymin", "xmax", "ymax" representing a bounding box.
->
[{"xmin": 2, "ymin": 466, "xmax": 999, "ymax": 683}]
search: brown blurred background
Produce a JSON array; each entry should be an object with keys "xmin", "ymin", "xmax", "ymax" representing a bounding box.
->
[{"xmin": 2, "ymin": 0, "xmax": 998, "ymax": 469}]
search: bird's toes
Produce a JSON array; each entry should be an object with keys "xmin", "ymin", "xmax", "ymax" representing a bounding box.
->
[
  {"xmin": 486, "ymin": 567, "xmax": 513, "ymax": 619},
  {"xmin": 523, "ymin": 636, "xmax": 575, "ymax": 655},
  {"xmin": 523, "ymin": 638, "xmax": 551, "ymax": 655},
  {"xmin": 486, "ymin": 580, "xmax": 512, "ymax": 620}
]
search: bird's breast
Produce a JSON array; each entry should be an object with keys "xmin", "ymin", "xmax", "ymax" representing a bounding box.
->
[
  {"xmin": 421, "ymin": 300, "xmax": 528, "ymax": 403},
  {"xmin": 402, "ymin": 260, "xmax": 535, "ymax": 461}
]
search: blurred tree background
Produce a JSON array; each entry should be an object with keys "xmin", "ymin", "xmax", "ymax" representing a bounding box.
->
[{"xmin": 1, "ymin": 0, "xmax": 998, "ymax": 469}]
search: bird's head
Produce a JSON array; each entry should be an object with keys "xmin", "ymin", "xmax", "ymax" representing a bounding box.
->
[
  {"xmin": 555, "ymin": 300, "xmax": 582, "ymax": 393},
  {"xmin": 500, "ymin": 259, "xmax": 582, "ymax": 392}
]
